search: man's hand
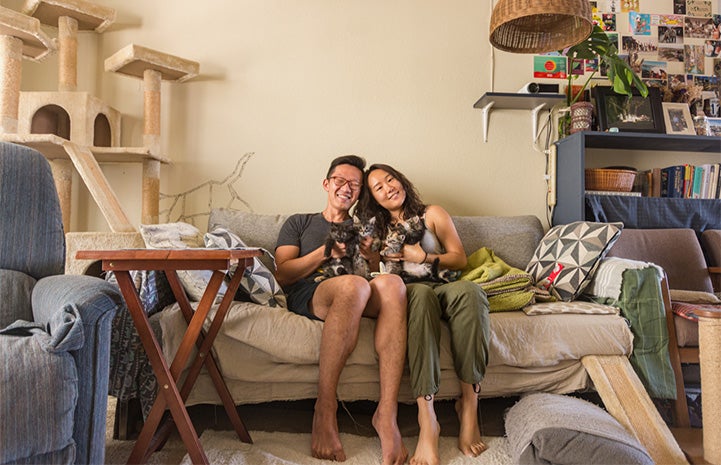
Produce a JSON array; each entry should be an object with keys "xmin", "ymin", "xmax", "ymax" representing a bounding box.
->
[{"xmin": 330, "ymin": 241, "xmax": 347, "ymax": 258}]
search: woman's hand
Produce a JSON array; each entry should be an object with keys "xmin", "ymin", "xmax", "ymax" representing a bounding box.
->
[
  {"xmin": 360, "ymin": 235, "xmax": 381, "ymax": 271},
  {"xmin": 402, "ymin": 243, "xmax": 426, "ymax": 264}
]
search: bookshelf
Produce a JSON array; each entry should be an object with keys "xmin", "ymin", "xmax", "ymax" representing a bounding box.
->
[{"xmin": 553, "ymin": 131, "xmax": 721, "ymax": 227}]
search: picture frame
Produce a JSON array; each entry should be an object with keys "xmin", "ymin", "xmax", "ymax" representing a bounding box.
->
[
  {"xmin": 661, "ymin": 102, "xmax": 696, "ymax": 135},
  {"xmin": 593, "ymin": 85, "xmax": 665, "ymax": 133},
  {"xmin": 706, "ymin": 117, "xmax": 721, "ymax": 137}
]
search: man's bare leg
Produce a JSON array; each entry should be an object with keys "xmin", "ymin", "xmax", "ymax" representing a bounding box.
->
[
  {"xmin": 311, "ymin": 276, "xmax": 370, "ymax": 461},
  {"xmin": 455, "ymin": 382, "xmax": 487, "ymax": 457},
  {"xmin": 410, "ymin": 395, "xmax": 440, "ymax": 465},
  {"xmin": 367, "ymin": 274, "xmax": 408, "ymax": 465}
]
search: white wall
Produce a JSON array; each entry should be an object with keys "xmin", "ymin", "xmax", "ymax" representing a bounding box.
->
[{"xmin": 8, "ymin": 0, "xmax": 705, "ymax": 232}]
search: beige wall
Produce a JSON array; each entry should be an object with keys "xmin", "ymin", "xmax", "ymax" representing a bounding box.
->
[{"xmin": 8, "ymin": 0, "xmax": 709, "ymax": 232}]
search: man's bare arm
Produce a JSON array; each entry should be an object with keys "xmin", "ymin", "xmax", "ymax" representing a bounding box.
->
[{"xmin": 274, "ymin": 244, "xmax": 327, "ymax": 287}]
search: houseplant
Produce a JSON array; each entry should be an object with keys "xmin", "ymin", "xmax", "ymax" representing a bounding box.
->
[{"xmin": 560, "ymin": 25, "xmax": 649, "ymax": 135}]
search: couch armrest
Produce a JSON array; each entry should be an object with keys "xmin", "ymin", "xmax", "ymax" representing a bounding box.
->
[{"xmin": 32, "ymin": 274, "xmax": 122, "ymax": 465}]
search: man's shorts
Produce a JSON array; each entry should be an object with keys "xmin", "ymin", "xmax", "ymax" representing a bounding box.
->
[{"xmin": 284, "ymin": 277, "xmax": 322, "ymax": 321}]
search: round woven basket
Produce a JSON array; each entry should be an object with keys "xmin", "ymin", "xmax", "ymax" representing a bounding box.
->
[
  {"xmin": 489, "ymin": 0, "xmax": 593, "ymax": 53},
  {"xmin": 585, "ymin": 168, "xmax": 636, "ymax": 192}
]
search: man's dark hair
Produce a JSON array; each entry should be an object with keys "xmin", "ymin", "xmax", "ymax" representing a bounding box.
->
[{"xmin": 326, "ymin": 155, "xmax": 366, "ymax": 179}]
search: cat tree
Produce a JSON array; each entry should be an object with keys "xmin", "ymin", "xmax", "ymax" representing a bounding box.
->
[{"xmin": 0, "ymin": 0, "xmax": 199, "ymax": 236}]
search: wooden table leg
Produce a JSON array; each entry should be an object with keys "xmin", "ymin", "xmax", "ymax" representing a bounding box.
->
[
  {"xmin": 115, "ymin": 271, "xmax": 209, "ymax": 465},
  {"xmin": 166, "ymin": 264, "xmax": 254, "ymax": 443}
]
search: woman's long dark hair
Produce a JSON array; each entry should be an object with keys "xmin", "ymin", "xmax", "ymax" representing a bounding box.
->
[{"xmin": 357, "ymin": 163, "xmax": 427, "ymax": 239}]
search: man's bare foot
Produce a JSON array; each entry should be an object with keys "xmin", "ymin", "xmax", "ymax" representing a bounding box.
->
[
  {"xmin": 410, "ymin": 399, "xmax": 440, "ymax": 465},
  {"xmin": 311, "ymin": 401, "xmax": 346, "ymax": 461},
  {"xmin": 455, "ymin": 397, "xmax": 488, "ymax": 457},
  {"xmin": 372, "ymin": 407, "xmax": 408, "ymax": 465}
]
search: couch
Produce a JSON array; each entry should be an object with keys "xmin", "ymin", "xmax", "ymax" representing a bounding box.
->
[
  {"xmin": 0, "ymin": 142, "xmax": 123, "ymax": 465},
  {"xmin": 74, "ymin": 208, "xmax": 688, "ymax": 464}
]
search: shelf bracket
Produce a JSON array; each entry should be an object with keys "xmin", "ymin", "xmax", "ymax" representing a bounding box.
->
[
  {"xmin": 480, "ymin": 101, "xmax": 494, "ymax": 143},
  {"xmin": 531, "ymin": 103, "xmax": 547, "ymax": 143}
]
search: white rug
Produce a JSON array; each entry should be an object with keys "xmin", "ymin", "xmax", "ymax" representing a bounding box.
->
[{"xmin": 178, "ymin": 430, "xmax": 513, "ymax": 465}]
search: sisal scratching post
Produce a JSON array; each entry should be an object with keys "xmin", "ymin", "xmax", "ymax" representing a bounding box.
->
[
  {"xmin": 142, "ymin": 69, "xmax": 161, "ymax": 223},
  {"xmin": 57, "ymin": 15, "xmax": 78, "ymax": 91},
  {"xmin": 0, "ymin": 35, "xmax": 22, "ymax": 134},
  {"xmin": 698, "ymin": 311, "xmax": 721, "ymax": 464},
  {"xmin": 142, "ymin": 159, "xmax": 160, "ymax": 224},
  {"xmin": 50, "ymin": 159, "xmax": 73, "ymax": 232},
  {"xmin": 143, "ymin": 69, "xmax": 161, "ymax": 154}
]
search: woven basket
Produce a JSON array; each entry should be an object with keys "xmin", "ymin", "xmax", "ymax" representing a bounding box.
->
[
  {"xmin": 585, "ymin": 168, "xmax": 636, "ymax": 192},
  {"xmin": 489, "ymin": 0, "xmax": 593, "ymax": 53}
]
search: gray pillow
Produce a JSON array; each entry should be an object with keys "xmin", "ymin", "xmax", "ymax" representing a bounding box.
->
[{"xmin": 505, "ymin": 392, "xmax": 653, "ymax": 465}]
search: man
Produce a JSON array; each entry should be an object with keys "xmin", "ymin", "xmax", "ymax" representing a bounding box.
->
[{"xmin": 274, "ymin": 155, "xmax": 408, "ymax": 465}]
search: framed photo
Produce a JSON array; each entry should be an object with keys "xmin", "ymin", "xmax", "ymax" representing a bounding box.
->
[
  {"xmin": 661, "ymin": 102, "xmax": 696, "ymax": 135},
  {"xmin": 706, "ymin": 117, "xmax": 721, "ymax": 137},
  {"xmin": 593, "ymin": 85, "xmax": 665, "ymax": 133}
]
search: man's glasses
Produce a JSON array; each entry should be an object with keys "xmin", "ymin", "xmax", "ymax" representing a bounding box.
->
[{"xmin": 328, "ymin": 176, "xmax": 362, "ymax": 190}]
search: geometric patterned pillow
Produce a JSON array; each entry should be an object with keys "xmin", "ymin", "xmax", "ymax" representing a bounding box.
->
[
  {"xmin": 525, "ymin": 221, "xmax": 623, "ymax": 302},
  {"xmin": 204, "ymin": 228, "xmax": 287, "ymax": 308}
]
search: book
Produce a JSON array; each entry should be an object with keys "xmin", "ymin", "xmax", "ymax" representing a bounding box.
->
[
  {"xmin": 683, "ymin": 164, "xmax": 694, "ymax": 198},
  {"xmin": 661, "ymin": 165, "xmax": 685, "ymax": 198},
  {"xmin": 691, "ymin": 165, "xmax": 704, "ymax": 199},
  {"xmin": 708, "ymin": 164, "xmax": 719, "ymax": 199},
  {"xmin": 652, "ymin": 167, "xmax": 662, "ymax": 197}
]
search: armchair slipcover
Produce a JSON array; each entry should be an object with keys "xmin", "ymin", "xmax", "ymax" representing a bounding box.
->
[{"xmin": 0, "ymin": 142, "xmax": 122, "ymax": 464}]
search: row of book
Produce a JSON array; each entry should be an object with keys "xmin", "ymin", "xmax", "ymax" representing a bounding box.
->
[{"xmin": 638, "ymin": 164, "xmax": 721, "ymax": 199}]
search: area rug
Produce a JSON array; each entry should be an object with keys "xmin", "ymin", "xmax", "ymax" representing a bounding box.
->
[{"xmin": 178, "ymin": 430, "xmax": 513, "ymax": 465}]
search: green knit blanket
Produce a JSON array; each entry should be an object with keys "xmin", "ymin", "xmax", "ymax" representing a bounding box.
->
[{"xmin": 460, "ymin": 247, "xmax": 552, "ymax": 312}]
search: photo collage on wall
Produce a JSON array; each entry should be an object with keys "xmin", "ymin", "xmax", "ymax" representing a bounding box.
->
[{"xmin": 532, "ymin": 0, "xmax": 721, "ymax": 127}]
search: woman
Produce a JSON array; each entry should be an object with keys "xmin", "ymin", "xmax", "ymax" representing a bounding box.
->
[{"xmin": 357, "ymin": 164, "xmax": 490, "ymax": 465}]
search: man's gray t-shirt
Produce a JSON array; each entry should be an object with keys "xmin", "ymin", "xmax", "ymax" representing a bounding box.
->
[{"xmin": 276, "ymin": 213, "xmax": 331, "ymax": 258}]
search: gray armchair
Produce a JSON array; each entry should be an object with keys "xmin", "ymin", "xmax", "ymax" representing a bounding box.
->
[{"xmin": 0, "ymin": 142, "xmax": 123, "ymax": 464}]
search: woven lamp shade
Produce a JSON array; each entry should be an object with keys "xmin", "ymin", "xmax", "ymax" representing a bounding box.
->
[{"xmin": 490, "ymin": 0, "xmax": 593, "ymax": 54}]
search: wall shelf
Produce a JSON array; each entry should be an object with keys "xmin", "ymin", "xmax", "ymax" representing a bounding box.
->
[{"xmin": 473, "ymin": 92, "xmax": 565, "ymax": 143}]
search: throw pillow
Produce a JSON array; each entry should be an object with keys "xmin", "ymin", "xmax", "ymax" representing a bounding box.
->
[
  {"xmin": 139, "ymin": 222, "xmax": 225, "ymax": 302},
  {"xmin": 523, "ymin": 300, "xmax": 619, "ymax": 316},
  {"xmin": 204, "ymin": 228, "xmax": 287, "ymax": 308},
  {"xmin": 505, "ymin": 392, "xmax": 653, "ymax": 465},
  {"xmin": 525, "ymin": 221, "xmax": 623, "ymax": 302}
]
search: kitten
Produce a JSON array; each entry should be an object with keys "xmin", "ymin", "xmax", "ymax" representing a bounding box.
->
[
  {"xmin": 380, "ymin": 216, "xmax": 459, "ymax": 283},
  {"xmin": 317, "ymin": 217, "xmax": 377, "ymax": 281}
]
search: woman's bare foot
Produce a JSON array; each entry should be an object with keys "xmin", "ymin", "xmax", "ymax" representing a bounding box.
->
[
  {"xmin": 372, "ymin": 406, "xmax": 408, "ymax": 465},
  {"xmin": 311, "ymin": 399, "xmax": 346, "ymax": 461},
  {"xmin": 455, "ymin": 385, "xmax": 488, "ymax": 457},
  {"xmin": 410, "ymin": 396, "xmax": 441, "ymax": 465}
]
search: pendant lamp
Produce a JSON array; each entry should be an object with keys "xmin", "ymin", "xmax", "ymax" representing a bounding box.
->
[{"xmin": 489, "ymin": 0, "xmax": 593, "ymax": 54}]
